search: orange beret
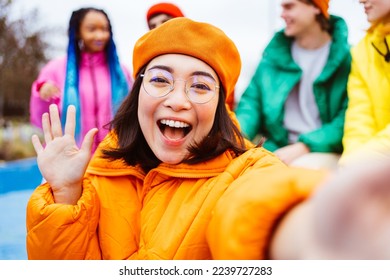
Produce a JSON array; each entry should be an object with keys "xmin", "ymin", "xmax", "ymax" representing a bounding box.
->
[
  {"xmin": 133, "ymin": 17, "xmax": 241, "ymax": 105},
  {"xmin": 146, "ymin": 2, "xmax": 184, "ymax": 21},
  {"xmin": 312, "ymin": 0, "xmax": 329, "ymax": 19}
]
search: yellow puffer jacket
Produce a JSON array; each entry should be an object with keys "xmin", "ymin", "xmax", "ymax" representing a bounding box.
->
[
  {"xmin": 340, "ymin": 29, "xmax": 390, "ymax": 164},
  {"xmin": 26, "ymin": 136, "xmax": 326, "ymax": 260}
]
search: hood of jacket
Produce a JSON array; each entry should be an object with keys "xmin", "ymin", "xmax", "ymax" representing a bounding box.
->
[{"xmin": 87, "ymin": 132, "xmax": 239, "ymax": 179}]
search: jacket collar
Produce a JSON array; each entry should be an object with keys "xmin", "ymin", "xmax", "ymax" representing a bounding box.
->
[
  {"xmin": 86, "ymin": 133, "xmax": 235, "ymax": 179},
  {"xmin": 80, "ymin": 51, "xmax": 106, "ymax": 67},
  {"xmin": 263, "ymin": 15, "xmax": 350, "ymax": 78}
]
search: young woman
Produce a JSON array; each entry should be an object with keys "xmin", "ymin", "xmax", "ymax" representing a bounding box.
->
[
  {"xmin": 340, "ymin": 0, "xmax": 390, "ymax": 165},
  {"xmin": 30, "ymin": 7, "xmax": 132, "ymax": 153},
  {"xmin": 26, "ymin": 18, "xmax": 390, "ymax": 260}
]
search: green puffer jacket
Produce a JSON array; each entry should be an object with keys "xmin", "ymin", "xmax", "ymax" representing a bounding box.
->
[{"xmin": 235, "ymin": 15, "xmax": 351, "ymax": 153}]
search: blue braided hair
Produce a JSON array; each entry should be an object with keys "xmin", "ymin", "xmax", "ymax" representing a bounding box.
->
[
  {"xmin": 107, "ymin": 35, "xmax": 130, "ymax": 114},
  {"xmin": 62, "ymin": 7, "xmax": 129, "ymax": 143}
]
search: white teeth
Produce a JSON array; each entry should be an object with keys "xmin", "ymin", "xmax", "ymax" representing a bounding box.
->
[{"xmin": 160, "ymin": 119, "xmax": 190, "ymax": 128}]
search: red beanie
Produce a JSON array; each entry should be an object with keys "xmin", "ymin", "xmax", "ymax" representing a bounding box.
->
[
  {"xmin": 146, "ymin": 2, "xmax": 185, "ymax": 21},
  {"xmin": 133, "ymin": 18, "xmax": 241, "ymax": 107},
  {"xmin": 312, "ymin": 0, "xmax": 329, "ymax": 19}
]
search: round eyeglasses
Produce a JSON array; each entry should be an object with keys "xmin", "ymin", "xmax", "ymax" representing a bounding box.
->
[{"xmin": 140, "ymin": 68, "xmax": 219, "ymax": 104}]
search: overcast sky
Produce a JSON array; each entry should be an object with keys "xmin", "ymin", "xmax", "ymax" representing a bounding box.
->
[{"xmin": 12, "ymin": 0, "xmax": 369, "ymax": 100}]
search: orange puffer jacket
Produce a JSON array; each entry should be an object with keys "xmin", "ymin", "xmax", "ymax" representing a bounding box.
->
[{"xmin": 26, "ymin": 138, "xmax": 326, "ymax": 259}]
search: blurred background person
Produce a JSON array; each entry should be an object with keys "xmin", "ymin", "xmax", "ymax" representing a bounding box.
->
[
  {"xmin": 30, "ymin": 7, "xmax": 132, "ymax": 154},
  {"xmin": 235, "ymin": 0, "xmax": 351, "ymax": 170},
  {"xmin": 340, "ymin": 0, "xmax": 390, "ymax": 165},
  {"xmin": 146, "ymin": 2, "xmax": 185, "ymax": 30}
]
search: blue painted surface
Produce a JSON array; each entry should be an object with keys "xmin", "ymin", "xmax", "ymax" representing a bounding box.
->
[
  {"xmin": 0, "ymin": 157, "xmax": 41, "ymax": 194},
  {"xmin": 0, "ymin": 158, "xmax": 42, "ymax": 260},
  {"xmin": 0, "ymin": 189, "xmax": 32, "ymax": 260}
]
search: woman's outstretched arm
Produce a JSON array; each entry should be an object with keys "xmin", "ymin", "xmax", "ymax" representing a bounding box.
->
[{"xmin": 270, "ymin": 158, "xmax": 390, "ymax": 259}]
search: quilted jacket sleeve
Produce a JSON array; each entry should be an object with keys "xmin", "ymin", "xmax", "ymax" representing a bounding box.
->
[
  {"xmin": 297, "ymin": 90, "xmax": 348, "ymax": 153},
  {"xmin": 30, "ymin": 58, "xmax": 64, "ymax": 129},
  {"xmin": 207, "ymin": 166, "xmax": 327, "ymax": 259},
  {"xmin": 26, "ymin": 178, "xmax": 102, "ymax": 259}
]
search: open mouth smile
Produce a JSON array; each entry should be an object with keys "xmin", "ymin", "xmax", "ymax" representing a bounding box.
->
[{"xmin": 158, "ymin": 119, "xmax": 192, "ymax": 141}]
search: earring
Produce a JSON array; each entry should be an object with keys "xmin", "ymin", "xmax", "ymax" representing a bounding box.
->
[{"xmin": 78, "ymin": 39, "xmax": 84, "ymax": 50}]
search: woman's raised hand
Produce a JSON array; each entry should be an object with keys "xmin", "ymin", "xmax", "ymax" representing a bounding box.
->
[
  {"xmin": 31, "ymin": 104, "xmax": 98, "ymax": 205},
  {"xmin": 39, "ymin": 82, "xmax": 61, "ymax": 101}
]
